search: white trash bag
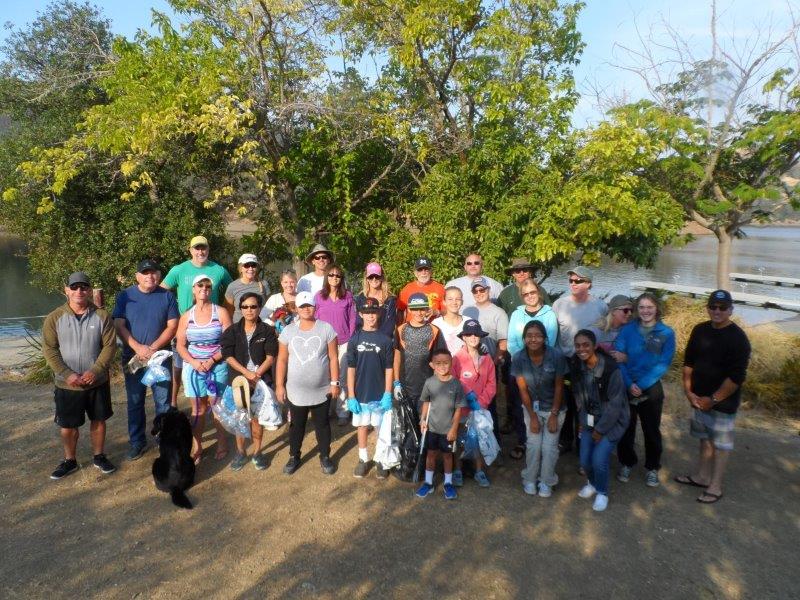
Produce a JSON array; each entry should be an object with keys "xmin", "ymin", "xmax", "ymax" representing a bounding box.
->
[
  {"xmin": 254, "ymin": 380, "xmax": 283, "ymax": 430},
  {"xmin": 373, "ymin": 408, "xmax": 401, "ymax": 469},
  {"xmin": 463, "ymin": 408, "xmax": 501, "ymax": 466}
]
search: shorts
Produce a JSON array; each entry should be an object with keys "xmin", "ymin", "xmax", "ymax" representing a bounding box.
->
[
  {"xmin": 54, "ymin": 381, "xmax": 113, "ymax": 428},
  {"xmin": 425, "ymin": 431, "xmax": 454, "ymax": 453},
  {"xmin": 690, "ymin": 408, "xmax": 736, "ymax": 450},
  {"xmin": 352, "ymin": 405, "xmax": 383, "ymax": 428},
  {"xmin": 182, "ymin": 362, "xmax": 228, "ymax": 398}
]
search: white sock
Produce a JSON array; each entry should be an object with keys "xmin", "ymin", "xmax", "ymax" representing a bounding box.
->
[
  {"xmin": 358, "ymin": 447, "xmax": 368, "ymax": 462},
  {"xmin": 444, "ymin": 472, "xmax": 453, "ymax": 485},
  {"xmin": 425, "ymin": 469, "xmax": 434, "ymax": 485}
]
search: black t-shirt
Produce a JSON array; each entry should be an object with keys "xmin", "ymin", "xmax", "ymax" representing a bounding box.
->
[
  {"xmin": 346, "ymin": 329, "xmax": 394, "ymax": 403},
  {"xmin": 684, "ymin": 321, "xmax": 751, "ymax": 414}
]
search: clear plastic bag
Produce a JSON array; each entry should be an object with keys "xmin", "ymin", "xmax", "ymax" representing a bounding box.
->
[
  {"xmin": 254, "ymin": 381, "xmax": 283, "ymax": 429},
  {"xmin": 462, "ymin": 408, "xmax": 500, "ymax": 466},
  {"xmin": 141, "ymin": 364, "xmax": 171, "ymax": 386},
  {"xmin": 373, "ymin": 409, "xmax": 401, "ymax": 469},
  {"xmin": 212, "ymin": 387, "xmax": 251, "ymax": 438}
]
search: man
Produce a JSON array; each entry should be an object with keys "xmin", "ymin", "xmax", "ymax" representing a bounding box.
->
[
  {"xmin": 445, "ymin": 253, "xmax": 503, "ymax": 308},
  {"xmin": 113, "ymin": 259, "xmax": 179, "ymax": 460},
  {"xmin": 497, "ymin": 258, "xmax": 551, "ymax": 316},
  {"xmin": 296, "ymin": 243, "xmax": 334, "ymax": 295},
  {"xmin": 43, "ymin": 272, "xmax": 117, "ymax": 480},
  {"xmin": 396, "ymin": 257, "xmax": 446, "ymax": 322},
  {"xmin": 678, "ymin": 289, "xmax": 750, "ymax": 504},
  {"xmin": 552, "ymin": 266, "xmax": 608, "ymax": 452},
  {"xmin": 161, "ymin": 235, "xmax": 233, "ymax": 405}
]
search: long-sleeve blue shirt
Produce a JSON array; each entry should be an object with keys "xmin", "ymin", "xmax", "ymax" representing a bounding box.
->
[
  {"xmin": 614, "ymin": 320, "xmax": 676, "ymax": 391},
  {"xmin": 507, "ymin": 304, "xmax": 558, "ymax": 356}
]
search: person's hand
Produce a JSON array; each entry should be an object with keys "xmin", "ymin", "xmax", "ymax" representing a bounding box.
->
[
  {"xmin": 393, "ymin": 381, "xmax": 403, "ymax": 402},
  {"xmin": 245, "ymin": 371, "xmax": 260, "ymax": 385},
  {"xmin": 79, "ymin": 370, "xmax": 96, "ymax": 386},
  {"xmin": 547, "ymin": 412, "xmax": 559, "ymax": 434},
  {"xmin": 466, "ymin": 391, "xmax": 480, "ymax": 411},
  {"xmin": 696, "ymin": 396, "xmax": 714, "ymax": 411},
  {"xmin": 380, "ymin": 392, "xmax": 392, "ymax": 412},
  {"xmin": 133, "ymin": 341, "xmax": 153, "ymax": 361},
  {"xmin": 591, "ymin": 429, "xmax": 602, "ymax": 442},
  {"xmin": 346, "ymin": 398, "xmax": 361, "ymax": 414},
  {"xmin": 65, "ymin": 373, "xmax": 83, "ymax": 387},
  {"xmin": 193, "ymin": 359, "xmax": 207, "ymax": 373},
  {"xmin": 685, "ymin": 390, "xmax": 701, "ymax": 408},
  {"xmin": 528, "ymin": 413, "xmax": 540, "ymax": 434},
  {"xmin": 447, "ymin": 427, "xmax": 458, "ymax": 443},
  {"xmin": 610, "ymin": 350, "xmax": 627, "ymax": 363},
  {"xmin": 420, "ymin": 419, "xmax": 427, "ymax": 434},
  {"xmin": 275, "ymin": 386, "xmax": 287, "ymax": 404},
  {"xmin": 629, "ymin": 383, "xmax": 642, "ymax": 397}
]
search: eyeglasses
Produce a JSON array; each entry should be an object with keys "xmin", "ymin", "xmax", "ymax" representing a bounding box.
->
[
  {"xmin": 327, "ymin": 273, "xmax": 342, "ymax": 279},
  {"xmin": 472, "ymin": 287, "xmax": 488, "ymax": 294},
  {"xmin": 569, "ymin": 278, "xmax": 589, "ymax": 284},
  {"xmin": 242, "ymin": 263, "xmax": 258, "ymax": 269},
  {"xmin": 512, "ymin": 268, "xmax": 530, "ymax": 274},
  {"xmin": 616, "ymin": 307, "xmax": 633, "ymax": 314},
  {"xmin": 240, "ymin": 304, "xmax": 259, "ymax": 310},
  {"xmin": 312, "ymin": 255, "xmax": 329, "ymax": 261},
  {"xmin": 367, "ymin": 274, "xmax": 382, "ymax": 280},
  {"xmin": 522, "ymin": 290, "xmax": 539, "ymax": 297},
  {"xmin": 195, "ymin": 283, "xmax": 212, "ymax": 289},
  {"xmin": 708, "ymin": 304, "xmax": 730, "ymax": 312},
  {"xmin": 465, "ymin": 261, "xmax": 482, "ymax": 266},
  {"xmin": 192, "ymin": 245, "xmax": 208, "ymax": 251},
  {"xmin": 69, "ymin": 283, "xmax": 90, "ymax": 291}
]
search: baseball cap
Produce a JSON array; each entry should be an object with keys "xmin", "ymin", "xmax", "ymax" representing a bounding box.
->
[
  {"xmin": 238, "ymin": 253, "xmax": 259, "ymax": 265},
  {"xmin": 67, "ymin": 272, "xmax": 91, "ymax": 286},
  {"xmin": 414, "ymin": 257, "xmax": 432, "ymax": 270},
  {"xmin": 137, "ymin": 259, "xmax": 161, "ymax": 273},
  {"xmin": 471, "ymin": 276, "xmax": 489, "ymax": 291},
  {"xmin": 707, "ymin": 289, "xmax": 733, "ymax": 307},
  {"xmin": 359, "ymin": 297, "xmax": 381, "ymax": 313},
  {"xmin": 567, "ymin": 266, "xmax": 593, "ymax": 281},
  {"xmin": 189, "ymin": 235, "xmax": 209, "ymax": 249},
  {"xmin": 458, "ymin": 319, "xmax": 488, "ymax": 338},
  {"xmin": 407, "ymin": 292, "xmax": 430, "ymax": 309},
  {"xmin": 365, "ymin": 262, "xmax": 383, "ymax": 277},
  {"xmin": 295, "ymin": 291, "xmax": 316, "ymax": 307},
  {"xmin": 191, "ymin": 274, "xmax": 212, "ymax": 287},
  {"xmin": 608, "ymin": 294, "xmax": 632, "ymax": 311}
]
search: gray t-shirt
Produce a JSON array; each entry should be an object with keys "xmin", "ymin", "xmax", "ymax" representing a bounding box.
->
[
  {"xmin": 420, "ymin": 376, "xmax": 466, "ymax": 435},
  {"xmin": 226, "ymin": 279, "xmax": 271, "ymax": 323},
  {"xmin": 463, "ymin": 302, "xmax": 509, "ymax": 357},
  {"xmin": 552, "ymin": 295, "xmax": 608, "ymax": 356},
  {"xmin": 278, "ymin": 320, "xmax": 337, "ymax": 406},
  {"xmin": 510, "ymin": 346, "xmax": 569, "ymax": 412}
]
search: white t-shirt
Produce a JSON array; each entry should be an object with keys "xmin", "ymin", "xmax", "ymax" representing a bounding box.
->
[
  {"xmin": 552, "ymin": 294, "xmax": 608, "ymax": 357},
  {"xmin": 445, "ymin": 275, "xmax": 504, "ymax": 308},
  {"xmin": 296, "ymin": 272, "xmax": 325, "ymax": 295},
  {"xmin": 431, "ymin": 316, "xmax": 465, "ymax": 355}
]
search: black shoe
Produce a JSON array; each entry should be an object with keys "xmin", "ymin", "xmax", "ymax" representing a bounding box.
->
[
  {"xmin": 283, "ymin": 456, "xmax": 301, "ymax": 475},
  {"xmin": 320, "ymin": 456, "xmax": 335, "ymax": 475},
  {"xmin": 353, "ymin": 459, "xmax": 369, "ymax": 478},
  {"xmin": 93, "ymin": 454, "xmax": 117, "ymax": 474},
  {"xmin": 50, "ymin": 459, "xmax": 79, "ymax": 480},
  {"xmin": 375, "ymin": 463, "xmax": 388, "ymax": 480},
  {"xmin": 558, "ymin": 442, "xmax": 573, "ymax": 455}
]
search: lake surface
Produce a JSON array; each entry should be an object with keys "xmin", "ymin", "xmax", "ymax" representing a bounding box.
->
[{"xmin": 1, "ymin": 226, "xmax": 799, "ymax": 338}]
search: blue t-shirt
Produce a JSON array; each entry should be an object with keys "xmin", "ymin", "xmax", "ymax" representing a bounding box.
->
[
  {"xmin": 510, "ymin": 346, "xmax": 569, "ymax": 412},
  {"xmin": 345, "ymin": 329, "xmax": 394, "ymax": 404},
  {"xmin": 112, "ymin": 285, "xmax": 179, "ymax": 361}
]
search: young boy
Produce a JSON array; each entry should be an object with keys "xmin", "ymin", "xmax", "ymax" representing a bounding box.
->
[
  {"xmin": 346, "ymin": 298, "xmax": 394, "ymax": 479},
  {"xmin": 416, "ymin": 348, "xmax": 466, "ymax": 500}
]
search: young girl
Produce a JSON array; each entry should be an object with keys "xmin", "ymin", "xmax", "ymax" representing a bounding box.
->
[
  {"xmin": 451, "ymin": 320, "xmax": 497, "ymax": 487},
  {"xmin": 432, "ymin": 287, "xmax": 466, "ymax": 355}
]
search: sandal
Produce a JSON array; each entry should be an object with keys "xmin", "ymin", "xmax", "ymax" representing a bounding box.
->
[
  {"xmin": 214, "ymin": 446, "xmax": 229, "ymax": 460},
  {"xmin": 192, "ymin": 451, "xmax": 203, "ymax": 465},
  {"xmin": 697, "ymin": 491, "xmax": 723, "ymax": 504},
  {"xmin": 674, "ymin": 474, "xmax": 708, "ymax": 488},
  {"xmin": 509, "ymin": 445, "xmax": 525, "ymax": 460}
]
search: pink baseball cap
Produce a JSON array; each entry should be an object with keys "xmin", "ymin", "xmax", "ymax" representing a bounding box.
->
[{"xmin": 365, "ymin": 262, "xmax": 383, "ymax": 277}]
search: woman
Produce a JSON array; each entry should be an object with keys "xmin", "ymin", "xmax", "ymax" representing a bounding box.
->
[
  {"xmin": 314, "ymin": 264, "xmax": 357, "ymax": 425},
  {"xmin": 432, "ymin": 287, "xmax": 465, "ymax": 354},
  {"xmin": 225, "ymin": 254, "xmax": 270, "ymax": 323},
  {"xmin": 506, "ymin": 278, "xmax": 558, "ymax": 460},
  {"xmin": 592, "ymin": 295, "xmax": 633, "ymax": 355},
  {"xmin": 354, "ymin": 262, "xmax": 397, "ymax": 338},
  {"xmin": 512, "ymin": 320, "xmax": 568, "ymax": 498},
  {"xmin": 613, "ymin": 292, "xmax": 676, "ymax": 487},
  {"xmin": 275, "ymin": 291, "xmax": 339, "ymax": 475},
  {"xmin": 221, "ymin": 292, "xmax": 279, "ymax": 471},
  {"xmin": 572, "ymin": 329, "xmax": 629, "ymax": 512},
  {"xmin": 176, "ymin": 274, "xmax": 232, "ymax": 463},
  {"xmin": 264, "ymin": 269, "xmax": 298, "ymax": 324}
]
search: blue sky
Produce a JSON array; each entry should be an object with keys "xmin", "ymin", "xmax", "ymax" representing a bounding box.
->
[{"xmin": 2, "ymin": 1, "xmax": 795, "ymax": 125}]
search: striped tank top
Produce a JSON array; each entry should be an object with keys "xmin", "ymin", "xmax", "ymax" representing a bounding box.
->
[{"xmin": 186, "ymin": 304, "xmax": 223, "ymax": 359}]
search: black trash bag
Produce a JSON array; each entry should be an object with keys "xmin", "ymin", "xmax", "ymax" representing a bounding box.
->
[{"xmin": 391, "ymin": 389, "xmax": 423, "ymax": 482}]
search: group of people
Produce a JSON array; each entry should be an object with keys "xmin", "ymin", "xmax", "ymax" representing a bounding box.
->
[{"xmin": 42, "ymin": 236, "xmax": 751, "ymax": 510}]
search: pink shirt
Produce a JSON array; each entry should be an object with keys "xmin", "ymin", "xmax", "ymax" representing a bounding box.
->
[{"xmin": 451, "ymin": 346, "xmax": 496, "ymax": 411}]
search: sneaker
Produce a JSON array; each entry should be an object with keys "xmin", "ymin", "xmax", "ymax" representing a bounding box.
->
[
  {"xmin": 251, "ymin": 454, "xmax": 268, "ymax": 470},
  {"xmin": 283, "ymin": 456, "xmax": 301, "ymax": 475},
  {"xmin": 126, "ymin": 445, "xmax": 146, "ymax": 461},
  {"xmin": 353, "ymin": 459, "xmax": 369, "ymax": 478},
  {"xmin": 617, "ymin": 465, "xmax": 632, "ymax": 483},
  {"xmin": 538, "ymin": 482, "xmax": 552, "ymax": 498},
  {"xmin": 578, "ymin": 482, "xmax": 597, "ymax": 499},
  {"xmin": 645, "ymin": 469, "xmax": 660, "ymax": 487},
  {"xmin": 593, "ymin": 493, "xmax": 609, "ymax": 512},
  {"xmin": 522, "ymin": 481, "xmax": 537, "ymax": 496},
  {"xmin": 452, "ymin": 469, "xmax": 464, "ymax": 487},
  {"xmin": 375, "ymin": 463, "xmax": 388, "ymax": 480},
  {"xmin": 320, "ymin": 456, "xmax": 335, "ymax": 475},
  {"xmin": 416, "ymin": 482, "xmax": 434, "ymax": 498},
  {"xmin": 92, "ymin": 454, "xmax": 116, "ymax": 475},
  {"xmin": 230, "ymin": 453, "xmax": 248, "ymax": 471},
  {"xmin": 474, "ymin": 470, "xmax": 491, "ymax": 488},
  {"xmin": 443, "ymin": 483, "xmax": 457, "ymax": 500},
  {"xmin": 50, "ymin": 459, "xmax": 79, "ymax": 480}
]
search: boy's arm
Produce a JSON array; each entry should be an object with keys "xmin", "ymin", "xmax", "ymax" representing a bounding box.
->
[
  {"xmin": 347, "ymin": 366, "xmax": 357, "ymax": 399},
  {"xmin": 448, "ymin": 384, "xmax": 464, "ymax": 442}
]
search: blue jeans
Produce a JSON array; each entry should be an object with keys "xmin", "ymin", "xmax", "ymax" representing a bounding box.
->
[
  {"xmin": 125, "ymin": 368, "xmax": 171, "ymax": 448},
  {"xmin": 579, "ymin": 430, "xmax": 617, "ymax": 495}
]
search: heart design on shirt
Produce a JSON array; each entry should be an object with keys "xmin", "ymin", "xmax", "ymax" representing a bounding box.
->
[{"xmin": 291, "ymin": 335, "xmax": 322, "ymax": 365}]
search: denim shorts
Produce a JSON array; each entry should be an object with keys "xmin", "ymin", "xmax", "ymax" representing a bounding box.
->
[
  {"xmin": 182, "ymin": 362, "xmax": 228, "ymax": 398},
  {"xmin": 426, "ymin": 431, "xmax": 454, "ymax": 453},
  {"xmin": 690, "ymin": 408, "xmax": 736, "ymax": 450}
]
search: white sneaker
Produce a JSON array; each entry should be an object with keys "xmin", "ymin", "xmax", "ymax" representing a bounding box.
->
[
  {"xmin": 538, "ymin": 482, "xmax": 552, "ymax": 497},
  {"xmin": 522, "ymin": 481, "xmax": 537, "ymax": 496},
  {"xmin": 593, "ymin": 494, "xmax": 609, "ymax": 512},
  {"xmin": 645, "ymin": 470, "xmax": 660, "ymax": 487},
  {"xmin": 578, "ymin": 482, "xmax": 597, "ymax": 499}
]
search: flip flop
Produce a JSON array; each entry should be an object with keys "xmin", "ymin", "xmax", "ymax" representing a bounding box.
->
[
  {"xmin": 697, "ymin": 491, "xmax": 723, "ymax": 504},
  {"xmin": 674, "ymin": 474, "xmax": 708, "ymax": 488}
]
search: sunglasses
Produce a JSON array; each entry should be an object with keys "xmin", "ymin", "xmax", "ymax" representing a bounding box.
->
[
  {"xmin": 512, "ymin": 268, "xmax": 530, "ymax": 273},
  {"xmin": 69, "ymin": 283, "xmax": 90, "ymax": 291},
  {"xmin": 192, "ymin": 245, "xmax": 208, "ymax": 251},
  {"xmin": 312, "ymin": 255, "xmax": 329, "ymax": 261},
  {"xmin": 616, "ymin": 307, "xmax": 633, "ymax": 314},
  {"xmin": 522, "ymin": 290, "xmax": 539, "ymax": 297},
  {"xmin": 242, "ymin": 263, "xmax": 258, "ymax": 269},
  {"xmin": 472, "ymin": 287, "xmax": 488, "ymax": 294},
  {"xmin": 195, "ymin": 283, "xmax": 212, "ymax": 289},
  {"xmin": 327, "ymin": 273, "xmax": 342, "ymax": 279},
  {"xmin": 367, "ymin": 274, "xmax": 383, "ymax": 280},
  {"xmin": 569, "ymin": 278, "xmax": 589, "ymax": 284},
  {"xmin": 240, "ymin": 304, "xmax": 260, "ymax": 310},
  {"xmin": 465, "ymin": 261, "xmax": 482, "ymax": 266},
  {"xmin": 708, "ymin": 304, "xmax": 730, "ymax": 312}
]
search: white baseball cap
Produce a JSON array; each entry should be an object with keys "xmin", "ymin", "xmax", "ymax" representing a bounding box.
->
[
  {"xmin": 192, "ymin": 274, "xmax": 213, "ymax": 287},
  {"xmin": 295, "ymin": 291, "xmax": 315, "ymax": 307},
  {"xmin": 238, "ymin": 253, "xmax": 259, "ymax": 265}
]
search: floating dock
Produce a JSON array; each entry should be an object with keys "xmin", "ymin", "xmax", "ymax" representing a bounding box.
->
[
  {"xmin": 629, "ymin": 281, "xmax": 800, "ymax": 312},
  {"xmin": 729, "ymin": 272, "xmax": 800, "ymax": 287}
]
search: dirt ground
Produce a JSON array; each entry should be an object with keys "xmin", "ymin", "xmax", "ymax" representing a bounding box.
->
[{"xmin": 1, "ymin": 380, "xmax": 798, "ymax": 600}]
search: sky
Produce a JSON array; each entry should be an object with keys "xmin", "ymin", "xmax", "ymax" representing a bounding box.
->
[{"xmin": 1, "ymin": 0, "xmax": 796, "ymax": 125}]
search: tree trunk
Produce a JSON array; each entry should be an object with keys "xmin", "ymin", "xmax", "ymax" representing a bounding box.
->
[{"xmin": 715, "ymin": 229, "xmax": 732, "ymax": 290}]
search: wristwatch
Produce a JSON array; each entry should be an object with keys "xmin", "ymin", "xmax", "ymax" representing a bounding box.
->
[
  {"xmin": 711, "ymin": 394, "xmax": 720, "ymax": 404},
  {"xmin": 330, "ymin": 380, "xmax": 340, "ymax": 386}
]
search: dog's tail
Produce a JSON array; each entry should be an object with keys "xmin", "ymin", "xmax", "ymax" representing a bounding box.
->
[{"xmin": 170, "ymin": 488, "xmax": 193, "ymax": 510}]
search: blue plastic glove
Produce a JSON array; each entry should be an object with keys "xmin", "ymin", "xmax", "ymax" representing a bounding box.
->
[
  {"xmin": 380, "ymin": 391, "xmax": 393, "ymax": 412},
  {"xmin": 393, "ymin": 380, "xmax": 403, "ymax": 402},
  {"xmin": 346, "ymin": 398, "xmax": 361, "ymax": 414},
  {"xmin": 466, "ymin": 391, "xmax": 481, "ymax": 411}
]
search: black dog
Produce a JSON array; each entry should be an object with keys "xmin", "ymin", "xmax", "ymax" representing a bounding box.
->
[{"xmin": 151, "ymin": 408, "xmax": 195, "ymax": 509}]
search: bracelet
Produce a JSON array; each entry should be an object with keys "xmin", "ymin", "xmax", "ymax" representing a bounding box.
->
[{"xmin": 330, "ymin": 380, "xmax": 339, "ymax": 386}]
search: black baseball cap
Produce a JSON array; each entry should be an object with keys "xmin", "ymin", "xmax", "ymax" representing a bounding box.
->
[
  {"xmin": 67, "ymin": 272, "xmax": 91, "ymax": 286},
  {"xmin": 137, "ymin": 259, "xmax": 161, "ymax": 273},
  {"xmin": 359, "ymin": 297, "xmax": 381, "ymax": 314},
  {"xmin": 415, "ymin": 257, "xmax": 432, "ymax": 270},
  {"xmin": 707, "ymin": 289, "xmax": 733, "ymax": 307}
]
